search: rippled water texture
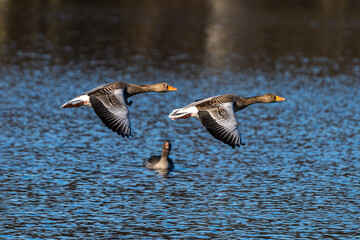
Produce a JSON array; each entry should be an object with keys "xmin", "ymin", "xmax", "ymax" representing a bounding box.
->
[{"xmin": 1, "ymin": 1, "xmax": 360, "ymax": 239}]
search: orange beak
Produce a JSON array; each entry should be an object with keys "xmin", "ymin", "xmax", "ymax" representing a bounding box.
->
[
  {"xmin": 275, "ymin": 95, "xmax": 286, "ymax": 102},
  {"xmin": 168, "ymin": 85, "xmax": 177, "ymax": 91}
]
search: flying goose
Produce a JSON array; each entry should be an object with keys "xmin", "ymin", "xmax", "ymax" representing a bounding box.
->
[
  {"xmin": 169, "ymin": 93, "xmax": 285, "ymax": 148},
  {"xmin": 62, "ymin": 81, "xmax": 177, "ymax": 137}
]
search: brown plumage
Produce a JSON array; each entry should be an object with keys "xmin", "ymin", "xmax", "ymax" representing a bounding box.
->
[
  {"xmin": 145, "ymin": 140, "xmax": 174, "ymax": 170},
  {"xmin": 62, "ymin": 81, "xmax": 177, "ymax": 137},
  {"xmin": 169, "ymin": 93, "xmax": 285, "ymax": 148}
]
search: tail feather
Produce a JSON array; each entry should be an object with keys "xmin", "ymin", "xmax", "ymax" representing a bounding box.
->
[
  {"xmin": 169, "ymin": 109, "xmax": 187, "ymax": 119},
  {"xmin": 61, "ymin": 100, "xmax": 84, "ymax": 108},
  {"xmin": 61, "ymin": 94, "xmax": 90, "ymax": 108},
  {"xmin": 169, "ymin": 106, "xmax": 197, "ymax": 120}
]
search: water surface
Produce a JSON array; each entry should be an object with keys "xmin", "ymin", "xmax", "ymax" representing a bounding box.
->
[{"xmin": 0, "ymin": 1, "xmax": 360, "ymax": 239}]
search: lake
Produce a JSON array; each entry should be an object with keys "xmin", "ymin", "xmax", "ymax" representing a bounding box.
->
[{"xmin": 0, "ymin": 0, "xmax": 359, "ymax": 239}]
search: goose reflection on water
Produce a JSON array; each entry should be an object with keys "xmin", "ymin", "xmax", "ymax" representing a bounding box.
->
[{"xmin": 154, "ymin": 169, "xmax": 172, "ymax": 178}]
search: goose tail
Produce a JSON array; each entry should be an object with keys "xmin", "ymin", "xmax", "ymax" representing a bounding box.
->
[
  {"xmin": 168, "ymin": 106, "xmax": 197, "ymax": 120},
  {"xmin": 61, "ymin": 95, "xmax": 90, "ymax": 108}
]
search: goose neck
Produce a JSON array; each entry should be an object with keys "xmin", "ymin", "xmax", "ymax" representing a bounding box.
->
[{"xmin": 126, "ymin": 84, "xmax": 154, "ymax": 96}]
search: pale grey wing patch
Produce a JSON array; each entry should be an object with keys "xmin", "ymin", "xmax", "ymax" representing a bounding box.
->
[
  {"xmin": 90, "ymin": 89, "xmax": 131, "ymax": 138},
  {"xmin": 145, "ymin": 156, "xmax": 161, "ymax": 169},
  {"xmin": 198, "ymin": 102, "xmax": 244, "ymax": 149}
]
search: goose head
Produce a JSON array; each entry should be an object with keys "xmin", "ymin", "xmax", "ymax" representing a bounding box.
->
[
  {"xmin": 163, "ymin": 140, "xmax": 172, "ymax": 151},
  {"xmin": 151, "ymin": 83, "xmax": 177, "ymax": 92},
  {"xmin": 256, "ymin": 93, "xmax": 286, "ymax": 103}
]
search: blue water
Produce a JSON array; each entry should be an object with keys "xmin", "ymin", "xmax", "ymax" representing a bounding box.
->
[{"xmin": 1, "ymin": 1, "xmax": 360, "ymax": 239}]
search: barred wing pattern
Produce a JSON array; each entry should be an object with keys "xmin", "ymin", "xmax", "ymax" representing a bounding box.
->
[
  {"xmin": 90, "ymin": 89, "xmax": 131, "ymax": 138},
  {"xmin": 198, "ymin": 102, "xmax": 243, "ymax": 148}
]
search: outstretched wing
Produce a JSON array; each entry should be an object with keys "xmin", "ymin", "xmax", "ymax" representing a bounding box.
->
[
  {"xmin": 90, "ymin": 89, "xmax": 131, "ymax": 138},
  {"xmin": 198, "ymin": 102, "xmax": 243, "ymax": 148}
]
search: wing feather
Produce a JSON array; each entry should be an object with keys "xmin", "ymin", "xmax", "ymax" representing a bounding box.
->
[
  {"xmin": 198, "ymin": 102, "xmax": 244, "ymax": 148},
  {"xmin": 90, "ymin": 89, "xmax": 131, "ymax": 138}
]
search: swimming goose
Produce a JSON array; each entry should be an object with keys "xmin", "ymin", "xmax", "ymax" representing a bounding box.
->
[
  {"xmin": 145, "ymin": 140, "xmax": 174, "ymax": 170},
  {"xmin": 169, "ymin": 93, "xmax": 285, "ymax": 148},
  {"xmin": 62, "ymin": 81, "xmax": 177, "ymax": 137}
]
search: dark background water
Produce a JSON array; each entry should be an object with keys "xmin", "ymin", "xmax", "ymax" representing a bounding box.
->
[{"xmin": 1, "ymin": 0, "xmax": 360, "ymax": 239}]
